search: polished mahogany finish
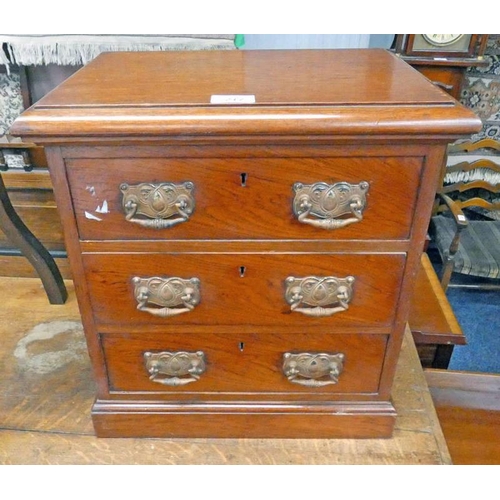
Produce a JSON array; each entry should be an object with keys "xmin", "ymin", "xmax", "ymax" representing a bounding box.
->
[
  {"xmin": 11, "ymin": 49, "xmax": 481, "ymax": 438},
  {"xmin": 102, "ymin": 331, "xmax": 388, "ymax": 396},
  {"xmin": 14, "ymin": 50, "xmax": 479, "ymax": 140},
  {"xmin": 411, "ymin": 66, "xmax": 465, "ymax": 100},
  {"xmin": 66, "ymin": 154, "xmax": 422, "ymax": 241},
  {"xmin": 24, "ymin": 50, "xmax": 459, "ymax": 108},
  {"xmin": 84, "ymin": 253, "xmax": 404, "ymax": 329}
]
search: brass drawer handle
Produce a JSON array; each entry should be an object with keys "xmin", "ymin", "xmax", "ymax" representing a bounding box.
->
[
  {"xmin": 292, "ymin": 181, "xmax": 369, "ymax": 229},
  {"xmin": 431, "ymin": 80, "xmax": 454, "ymax": 92},
  {"xmin": 132, "ymin": 276, "xmax": 200, "ymax": 317},
  {"xmin": 120, "ymin": 181, "xmax": 195, "ymax": 229},
  {"xmin": 285, "ymin": 275, "xmax": 355, "ymax": 317},
  {"xmin": 144, "ymin": 351, "xmax": 206, "ymax": 386},
  {"xmin": 283, "ymin": 352, "xmax": 344, "ymax": 387}
]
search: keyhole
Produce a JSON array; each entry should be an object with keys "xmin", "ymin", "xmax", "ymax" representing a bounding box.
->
[
  {"xmin": 239, "ymin": 266, "xmax": 246, "ymax": 277},
  {"xmin": 240, "ymin": 172, "xmax": 247, "ymax": 187},
  {"xmin": 239, "ymin": 342, "xmax": 245, "ymax": 352}
]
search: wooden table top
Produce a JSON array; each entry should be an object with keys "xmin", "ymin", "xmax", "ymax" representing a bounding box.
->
[
  {"xmin": 33, "ymin": 50, "xmax": 454, "ymax": 108},
  {"xmin": 0, "ymin": 277, "xmax": 451, "ymax": 464},
  {"xmin": 11, "ymin": 50, "xmax": 480, "ymax": 141}
]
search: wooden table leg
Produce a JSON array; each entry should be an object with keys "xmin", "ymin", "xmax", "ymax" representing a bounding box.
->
[{"xmin": 0, "ymin": 173, "xmax": 67, "ymax": 304}]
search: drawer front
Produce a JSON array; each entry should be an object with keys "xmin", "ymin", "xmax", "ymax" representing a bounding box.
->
[
  {"xmin": 67, "ymin": 156, "xmax": 422, "ymax": 240},
  {"xmin": 84, "ymin": 253, "xmax": 405, "ymax": 328},
  {"xmin": 102, "ymin": 331, "xmax": 388, "ymax": 394}
]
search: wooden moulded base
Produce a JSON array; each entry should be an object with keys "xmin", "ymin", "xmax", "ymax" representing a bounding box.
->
[{"xmin": 91, "ymin": 400, "xmax": 397, "ymax": 439}]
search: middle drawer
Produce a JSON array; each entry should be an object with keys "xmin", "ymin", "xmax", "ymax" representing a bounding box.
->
[{"xmin": 83, "ymin": 253, "xmax": 405, "ymax": 329}]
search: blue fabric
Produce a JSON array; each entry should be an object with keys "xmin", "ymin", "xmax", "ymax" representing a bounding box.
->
[
  {"xmin": 428, "ymin": 248, "xmax": 500, "ymax": 373},
  {"xmin": 447, "ymin": 286, "xmax": 500, "ymax": 373},
  {"xmin": 428, "ymin": 249, "xmax": 500, "ymax": 373}
]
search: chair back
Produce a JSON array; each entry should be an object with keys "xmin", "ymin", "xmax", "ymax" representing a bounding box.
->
[{"xmin": 437, "ymin": 138, "xmax": 500, "ymax": 217}]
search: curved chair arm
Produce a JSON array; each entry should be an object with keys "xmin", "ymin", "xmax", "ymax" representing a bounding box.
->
[
  {"xmin": 435, "ymin": 193, "xmax": 469, "ymax": 291},
  {"xmin": 437, "ymin": 193, "xmax": 469, "ymax": 230}
]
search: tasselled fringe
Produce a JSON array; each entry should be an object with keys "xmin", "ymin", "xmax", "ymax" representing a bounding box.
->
[
  {"xmin": 445, "ymin": 169, "xmax": 500, "ymax": 186},
  {"xmin": 3, "ymin": 38, "xmax": 235, "ymax": 68}
]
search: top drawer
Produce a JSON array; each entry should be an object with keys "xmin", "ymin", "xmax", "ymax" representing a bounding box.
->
[{"xmin": 66, "ymin": 156, "xmax": 422, "ymax": 241}]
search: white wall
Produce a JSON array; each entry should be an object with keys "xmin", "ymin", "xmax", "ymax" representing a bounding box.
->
[{"xmin": 242, "ymin": 34, "xmax": 371, "ymax": 50}]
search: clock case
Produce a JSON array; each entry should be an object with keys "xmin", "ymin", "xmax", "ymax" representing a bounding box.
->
[{"xmin": 394, "ymin": 34, "xmax": 488, "ymax": 64}]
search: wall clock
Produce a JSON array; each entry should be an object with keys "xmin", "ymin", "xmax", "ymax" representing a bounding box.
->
[
  {"xmin": 394, "ymin": 34, "xmax": 487, "ymax": 60},
  {"xmin": 422, "ymin": 34, "xmax": 464, "ymax": 46},
  {"xmin": 393, "ymin": 35, "xmax": 489, "ymax": 99}
]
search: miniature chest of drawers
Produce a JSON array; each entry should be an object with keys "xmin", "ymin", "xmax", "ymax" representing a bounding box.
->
[{"xmin": 12, "ymin": 49, "xmax": 481, "ymax": 438}]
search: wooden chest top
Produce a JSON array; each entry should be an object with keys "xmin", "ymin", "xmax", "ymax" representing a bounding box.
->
[{"xmin": 11, "ymin": 49, "xmax": 480, "ymax": 141}]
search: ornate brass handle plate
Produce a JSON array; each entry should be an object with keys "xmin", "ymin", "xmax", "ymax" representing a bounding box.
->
[
  {"xmin": 283, "ymin": 352, "xmax": 345, "ymax": 387},
  {"xmin": 144, "ymin": 351, "xmax": 206, "ymax": 386},
  {"xmin": 132, "ymin": 276, "xmax": 200, "ymax": 317},
  {"xmin": 120, "ymin": 181, "xmax": 195, "ymax": 229},
  {"xmin": 292, "ymin": 181, "xmax": 369, "ymax": 229},
  {"xmin": 285, "ymin": 275, "xmax": 355, "ymax": 317}
]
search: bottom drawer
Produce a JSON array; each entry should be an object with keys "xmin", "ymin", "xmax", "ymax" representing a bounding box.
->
[{"xmin": 102, "ymin": 331, "xmax": 388, "ymax": 395}]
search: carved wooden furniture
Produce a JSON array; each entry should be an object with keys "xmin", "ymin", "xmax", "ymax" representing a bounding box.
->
[
  {"xmin": 394, "ymin": 35, "xmax": 489, "ymax": 99},
  {"xmin": 11, "ymin": 49, "xmax": 481, "ymax": 438},
  {"xmin": 1, "ymin": 64, "xmax": 68, "ymax": 291},
  {"xmin": 432, "ymin": 138, "xmax": 500, "ymax": 291},
  {"xmin": 0, "ymin": 138, "xmax": 67, "ymax": 303}
]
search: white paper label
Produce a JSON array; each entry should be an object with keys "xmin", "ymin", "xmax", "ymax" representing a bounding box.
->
[
  {"xmin": 84, "ymin": 211, "xmax": 102, "ymax": 221},
  {"xmin": 210, "ymin": 94, "xmax": 256, "ymax": 104},
  {"xmin": 457, "ymin": 214, "xmax": 467, "ymax": 222}
]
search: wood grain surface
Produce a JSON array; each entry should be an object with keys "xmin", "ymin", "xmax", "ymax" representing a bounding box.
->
[
  {"xmin": 0, "ymin": 255, "xmax": 71, "ymax": 279},
  {"xmin": 101, "ymin": 331, "xmax": 387, "ymax": 396},
  {"xmin": 426, "ymin": 370, "xmax": 500, "ymax": 464},
  {"xmin": 414, "ymin": 66, "xmax": 465, "ymax": 100},
  {"xmin": 0, "ymin": 278, "xmax": 451, "ymax": 464},
  {"xmin": 83, "ymin": 253, "xmax": 405, "ymax": 329},
  {"xmin": 410, "ymin": 253, "xmax": 464, "ymax": 345},
  {"xmin": 6, "ymin": 49, "xmax": 478, "ymax": 444},
  {"xmin": 10, "ymin": 50, "xmax": 481, "ymax": 140},
  {"xmin": 66, "ymin": 154, "xmax": 421, "ymax": 241},
  {"xmin": 28, "ymin": 50, "xmax": 455, "ymax": 107}
]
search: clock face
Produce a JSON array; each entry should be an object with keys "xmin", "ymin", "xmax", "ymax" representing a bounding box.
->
[
  {"xmin": 422, "ymin": 34, "xmax": 464, "ymax": 46},
  {"xmin": 397, "ymin": 34, "xmax": 480, "ymax": 60}
]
